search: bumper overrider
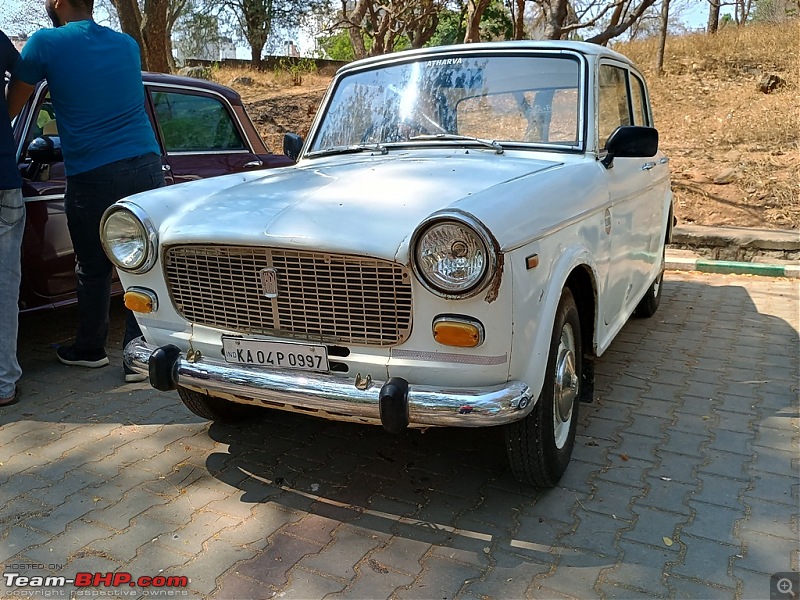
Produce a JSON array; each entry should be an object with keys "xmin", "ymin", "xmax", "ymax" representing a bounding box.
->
[{"xmin": 125, "ymin": 337, "xmax": 534, "ymax": 431}]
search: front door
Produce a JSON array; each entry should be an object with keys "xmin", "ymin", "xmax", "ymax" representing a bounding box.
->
[{"xmin": 599, "ymin": 63, "xmax": 667, "ymax": 327}]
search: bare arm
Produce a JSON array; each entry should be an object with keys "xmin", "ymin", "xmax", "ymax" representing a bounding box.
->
[{"xmin": 7, "ymin": 77, "xmax": 35, "ymax": 119}]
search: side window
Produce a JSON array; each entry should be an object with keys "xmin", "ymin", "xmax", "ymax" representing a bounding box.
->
[
  {"xmin": 630, "ymin": 74, "xmax": 649, "ymax": 126},
  {"xmin": 23, "ymin": 92, "xmax": 58, "ymax": 155},
  {"xmin": 598, "ymin": 65, "xmax": 631, "ymax": 147},
  {"xmin": 151, "ymin": 91, "xmax": 246, "ymax": 153}
]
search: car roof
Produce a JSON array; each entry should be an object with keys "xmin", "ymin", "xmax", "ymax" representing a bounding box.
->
[
  {"xmin": 142, "ymin": 71, "xmax": 242, "ymax": 103},
  {"xmin": 336, "ymin": 40, "xmax": 636, "ymax": 75}
]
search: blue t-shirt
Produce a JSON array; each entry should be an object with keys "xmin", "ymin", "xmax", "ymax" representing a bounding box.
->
[
  {"xmin": 14, "ymin": 21, "xmax": 159, "ymax": 176},
  {"xmin": 0, "ymin": 31, "xmax": 22, "ymax": 190}
]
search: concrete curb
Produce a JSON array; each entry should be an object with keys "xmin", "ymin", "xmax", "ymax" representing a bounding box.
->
[{"xmin": 666, "ymin": 255, "xmax": 800, "ymax": 278}]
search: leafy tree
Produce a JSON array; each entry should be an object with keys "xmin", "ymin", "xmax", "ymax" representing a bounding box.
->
[
  {"xmin": 529, "ymin": 0, "xmax": 660, "ymax": 44},
  {"xmin": 318, "ymin": 29, "xmax": 357, "ymax": 59},
  {"xmin": 173, "ymin": 9, "xmax": 224, "ymax": 61},
  {"xmin": 338, "ymin": 0, "xmax": 446, "ymax": 58},
  {"xmin": 110, "ymin": 0, "xmax": 188, "ymax": 72},
  {"xmin": 217, "ymin": 0, "xmax": 323, "ymax": 67},
  {"xmin": 464, "ymin": 0, "xmax": 491, "ymax": 41},
  {"xmin": 428, "ymin": 5, "xmax": 468, "ymax": 46},
  {"xmin": 480, "ymin": 0, "xmax": 515, "ymax": 39},
  {"xmin": 0, "ymin": 2, "xmax": 48, "ymax": 35}
]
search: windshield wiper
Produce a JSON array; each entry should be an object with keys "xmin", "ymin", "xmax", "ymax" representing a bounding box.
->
[
  {"xmin": 305, "ymin": 143, "xmax": 388, "ymax": 158},
  {"xmin": 409, "ymin": 134, "xmax": 504, "ymax": 155}
]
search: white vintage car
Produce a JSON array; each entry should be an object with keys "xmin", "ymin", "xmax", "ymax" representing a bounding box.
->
[{"xmin": 101, "ymin": 41, "xmax": 672, "ymax": 488}]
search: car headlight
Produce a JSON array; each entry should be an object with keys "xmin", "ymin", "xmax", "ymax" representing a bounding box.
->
[
  {"xmin": 100, "ymin": 204, "xmax": 158, "ymax": 274},
  {"xmin": 412, "ymin": 215, "xmax": 497, "ymax": 297}
]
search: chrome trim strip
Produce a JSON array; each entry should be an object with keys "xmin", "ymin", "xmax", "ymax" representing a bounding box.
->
[
  {"xmin": 164, "ymin": 150, "xmax": 251, "ymax": 156},
  {"xmin": 126, "ymin": 338, "xmax": 533, "ymax": 427},
  {"xmin": 391, "ymin": 348, "xmax": 506, "ymax": 366},
  {"xmin": 23, "ymin": 194, "xmax": 64, "ymax": 203}
]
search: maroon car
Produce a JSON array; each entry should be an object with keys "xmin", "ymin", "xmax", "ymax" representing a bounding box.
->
[{"xmin": 13, "ymin": 72, "xmax": 294, "ymax": 312}]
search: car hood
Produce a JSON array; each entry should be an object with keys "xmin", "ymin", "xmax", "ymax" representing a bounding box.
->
[{"xmin": 151, "ymin": 152, "xmax": 561, "ymax": 261}]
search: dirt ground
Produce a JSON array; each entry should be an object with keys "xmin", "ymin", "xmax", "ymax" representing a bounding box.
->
[{"xmin": 219, "ymin": 23, "xmax": 799, "ymax": 232}]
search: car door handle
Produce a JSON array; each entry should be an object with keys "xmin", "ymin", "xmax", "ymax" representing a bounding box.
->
[
  {"xmin": 243, "ymin": 160, "xmax": 263, "ymax": 169},
  {"xmin": 659, "ymin": 157, "xmax": 669, "ymax": 164},
  {"xmin": 162, "ymin": 164, "xmax": 171, "ymax": 171},
  {"xmin": 641, "ymin": 162, "xmax": 656, "ymax": 171}
]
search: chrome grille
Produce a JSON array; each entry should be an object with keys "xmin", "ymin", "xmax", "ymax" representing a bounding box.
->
[{"xmin": 164, "ymin": 245, "xmax": 413, "ymax": 346}]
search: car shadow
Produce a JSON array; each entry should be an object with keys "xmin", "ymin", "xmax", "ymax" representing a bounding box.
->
[
  {"xmin": 200, "ymin": 276, "xmax": 799, "ymax": 576},
  {"xmin": 6, "ymin": 275, "xmax": 798, "ymax": 584}
]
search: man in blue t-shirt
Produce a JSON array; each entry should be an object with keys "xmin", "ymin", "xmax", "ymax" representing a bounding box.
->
[
  {"xmin": 8, "ymin": 0, "xmax": 165, "ymax": 383},
  {"xmin": 0, "ymin": 30, "xmax": 24, "ymax": 406}
]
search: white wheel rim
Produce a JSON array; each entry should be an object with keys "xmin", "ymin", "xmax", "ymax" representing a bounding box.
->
[{"xmin": 553, "ymin": 322, "xmax": 578, "ymax": 449}]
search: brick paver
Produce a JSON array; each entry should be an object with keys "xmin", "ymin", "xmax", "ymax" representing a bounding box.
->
[{"xmin": 0, "ymin": 271, "xmax": 797, "ymax": 599}]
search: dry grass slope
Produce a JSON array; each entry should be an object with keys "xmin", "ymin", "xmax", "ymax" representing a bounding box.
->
[
  {"xmin": 616, "ymin": 21, "xmax": 799, "ymax": 229},
  {"xmin": 214, "ymin": 21, "xmax": 798, "ymax": 230}
]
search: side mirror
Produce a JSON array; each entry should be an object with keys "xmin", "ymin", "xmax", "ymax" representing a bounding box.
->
[
  {"xmin": 283, "ymin": 133, "xmax": 303, "ymax": 161},
  {"xmin": 601, "ymin": 126, "xmax": 658, "ymax": 169},
  {"xmin": 27, "ymin": 135, "xmax": 63, "ymax": 164}
]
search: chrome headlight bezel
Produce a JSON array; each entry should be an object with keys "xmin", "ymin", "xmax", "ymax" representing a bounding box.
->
[
  {"xmin": 100, "ymin": 203, "xmax": 158, "ymax": 274},
  {"xmin": 410, "ymin": 212, "xmax": 498, "ymax": 299}
]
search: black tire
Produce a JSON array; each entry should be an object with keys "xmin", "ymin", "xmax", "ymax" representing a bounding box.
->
[
  {"xmin": 176, "ymin": 386, "xmax": 256, "ymax": 423},
  {"xmin": 505, "ymin": 288, "xmax": 582, "ymax": 488},
  {"xmin": 635, "ymin": 245, "xmax": 665, "ymax": 318}
]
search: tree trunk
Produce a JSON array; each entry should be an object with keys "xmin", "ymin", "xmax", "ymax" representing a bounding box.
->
[
  {"xmin": 110, "ymin": 0, "xmax": 145, "ymax": 62},
  {"xmin": 513, "ymin": 0, "xmax": 526, "ymax": 39},
  {"xmin": 656, "ymin": 0, "xmax": 669, "ymax": 73},
  {"xmin": 543, "ymin": 0, "xmax": 569, "ymax": 39},
  {"xmin": 464, "ymin": 0, "xmax": 491, "ymax": 42},
  {"xmin": 110, "ymin": 0, "xmax": 172, "ymax": 72},
  {"xmin": 707, "ymin": 0, "xmax": 720, "ymax": 32},
  {"xmin": 586, "ymin": 0, "xmax": 657, "ymax": 45},
  {"xmin": 250, "ymin": 44, "xmax": 262, "ymax": 68},
  {"xmin": 141, "ymin": 0, "xmax": 171, "ymax": 72}
]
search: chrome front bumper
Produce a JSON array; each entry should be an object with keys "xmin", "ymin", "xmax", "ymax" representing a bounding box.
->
[{"xmin": 125, "ymin": 337, "xmax": 534, "ymax": 429}]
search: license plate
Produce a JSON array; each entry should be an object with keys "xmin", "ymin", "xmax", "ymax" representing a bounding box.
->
[{"xmin": 222, "ymin": 337, "xmax": 329, "ymax": 372}]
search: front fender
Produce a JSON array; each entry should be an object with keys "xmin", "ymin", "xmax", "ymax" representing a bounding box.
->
[{"xmin": 509, "ymin": 242, "xmax": 600, "ymax": 404}]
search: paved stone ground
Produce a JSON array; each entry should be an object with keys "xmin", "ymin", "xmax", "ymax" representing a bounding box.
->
[{"xmin": 1, "ymin": 271, "xmax": 797, "ymax": 600}]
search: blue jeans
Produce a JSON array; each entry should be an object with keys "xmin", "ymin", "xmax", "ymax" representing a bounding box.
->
[
  {"xmin": 0, "ymin": 188, "xmax": 24, "ymax": 397},
  {"xmin": 65, "ymin": 153, "xmax": 165, "ymax": 353}
]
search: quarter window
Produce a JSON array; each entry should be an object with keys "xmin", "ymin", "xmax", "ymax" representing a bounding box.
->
[
  {"xmin": 598, "ymin": 65, "xmax": 631, "ymax": 147},
  {"xmin": 630, "ymin": 74, "xmax": 649, "ymax": 126},
  {"xmin": 152, "ymin": 91, "xmax": 246, "ymax": 153}
]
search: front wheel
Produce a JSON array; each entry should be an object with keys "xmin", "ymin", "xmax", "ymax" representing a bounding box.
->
[
  {"xmin": 177, "ymin": 386, "xmax": 256, "ymax": 423},
  {"xmin": 505, "ymin": 288, "xmax": 582, "ymax": 488}
]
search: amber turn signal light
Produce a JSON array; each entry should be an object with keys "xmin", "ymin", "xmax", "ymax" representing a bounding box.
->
[
  {"xmin": 432, "ymin": 317, "xmax": 484, "ymax": 348},
  {"xmin": 124, "ymin": 288, "xmax": 158, "ymax": 313}
]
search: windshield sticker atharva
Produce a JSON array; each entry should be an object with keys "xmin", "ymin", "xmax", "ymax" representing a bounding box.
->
[{"xmin": 425, "ymin": 58, "xmax": 464, "ymax": 67}]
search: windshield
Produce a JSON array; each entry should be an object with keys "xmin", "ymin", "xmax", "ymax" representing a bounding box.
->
[{"xmin": 310, "ymin": 54, "xmax": 582, "ymax": 153}]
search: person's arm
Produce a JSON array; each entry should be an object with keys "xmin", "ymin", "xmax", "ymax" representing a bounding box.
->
[{"xmin": 7, "ymin": 76, "xmax": 34, "ymax": 119}]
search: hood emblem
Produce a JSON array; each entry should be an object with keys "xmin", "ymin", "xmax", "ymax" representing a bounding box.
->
[{"xmin": 260, "ymin": 268, "xmax": 279, "ymax": 298}]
